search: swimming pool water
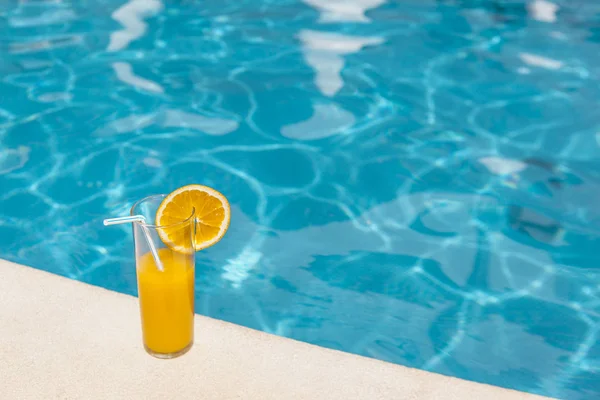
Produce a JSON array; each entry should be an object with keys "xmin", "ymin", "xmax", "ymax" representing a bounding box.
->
[{"xmin": 1, "ymin": 0, "xmax": 600, "ymax": 397}]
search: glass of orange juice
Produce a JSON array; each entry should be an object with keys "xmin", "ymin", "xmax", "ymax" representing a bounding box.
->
[{"xmin": 130, "ymin": 195, "xmax": 196, "ymax": 359}]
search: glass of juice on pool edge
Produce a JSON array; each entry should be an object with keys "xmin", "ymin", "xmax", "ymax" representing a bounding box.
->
[
  {"xmin": 131, "ymin": 194, "xmax": 196, "ymax": 358},
  {"xmin": 116, "ymin": 185, "xmax": 231, "ymax": 359}
]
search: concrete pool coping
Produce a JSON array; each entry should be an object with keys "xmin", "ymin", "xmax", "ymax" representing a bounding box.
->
[{"xmin": 0, "ymin": 259, "xmax": 551, "ymax": 400}]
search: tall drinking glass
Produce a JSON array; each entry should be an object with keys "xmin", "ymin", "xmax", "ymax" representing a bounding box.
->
[{"xmin": 130, "ymin": 195, "xmax": 196, "ymax": 359}]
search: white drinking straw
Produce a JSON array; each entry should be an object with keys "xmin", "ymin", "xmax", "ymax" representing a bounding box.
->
[{"xmin": 103, "ymin": 215, "xmax": 164, "ymax": 272}]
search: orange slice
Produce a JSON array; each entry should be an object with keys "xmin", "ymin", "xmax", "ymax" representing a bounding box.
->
[{"xmin": 156, "ymin": 184, "xmax": 230, "ymax": 253}]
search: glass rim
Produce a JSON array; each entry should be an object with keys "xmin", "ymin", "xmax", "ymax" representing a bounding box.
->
[{"xmin": 130, "ymin": 194, "xmax": 196, "ymax": 229}]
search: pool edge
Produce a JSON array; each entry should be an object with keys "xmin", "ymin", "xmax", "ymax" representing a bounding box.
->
[{"xmin": 0, "ymin": 258, "xmax": 552, "ymax": 400}]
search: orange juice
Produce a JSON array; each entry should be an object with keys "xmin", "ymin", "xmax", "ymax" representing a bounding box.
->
[{"xmin": 136, "ymin": 247, "xmax": 195, "ymax": 356}]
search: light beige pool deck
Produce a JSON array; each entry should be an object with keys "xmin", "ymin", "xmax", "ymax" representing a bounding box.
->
[{"xmin": 0, "ymin": 259, "xmax": 551, "ymax": 400}]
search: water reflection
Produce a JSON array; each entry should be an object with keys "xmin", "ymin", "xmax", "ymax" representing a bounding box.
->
[
  {"xmin": 282, "ymin": 1, "xmax": 387, "ymax": 140},
  {"xmin": 108, "ymin": 0, "xmax": 164, "ymax": 94},
  {"xmin": 519, "ymin": 53, "xmax": 563, "ymax": 70},
  {"xmin": 161, "ymin": 109, "xmax": 239, "ymax": 135},
  {"xmin": 298, "ymin": 30, "xmax": 383, "ymax": 97},
  {"xmin": 302, "ymin": 0, "xmax": 386, "ymax": 23},
  {"xmin": 527, "ymin": 0, "xmax": 559, "ymax": 24},
  {"xmin": 281, "ymin": 103, "xmax": 355, "ymax": 140},
  {"xmin": 107, "ymin": 0, "xmax": 163, "ymax": 52},
  {"xmin": 8, "ymin": 9, "xmax": 76, "ymax": 27},
  {"xmin": 111, "ymin": 62, "xmax": 164, "ymax": 93},
  {"xmin": 0, "ymin": 146, "xmax": 30, "ymax": 175},
  {"xmin": 478, "ymin": 156, "xmax": 527, "ymax": 176},
  {"xmin": 9, "ymin": 36, "xmax": 81, "ymax": 54},
  {"xmin": 94, "ymin": 108, "xmax": 238, "ymax": 136},
  {"xmin": 284, "ymin": 30, "xmax": 383, "ymax": 140}
]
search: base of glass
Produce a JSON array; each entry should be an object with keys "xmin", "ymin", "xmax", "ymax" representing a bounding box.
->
[{"xmin": 144, "ymin": 341, "xmax": 193, "ymax": 359}]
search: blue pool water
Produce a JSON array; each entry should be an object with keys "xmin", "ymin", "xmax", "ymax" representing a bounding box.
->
[{"xmin": 1, "ymin": 0, "xmax": 600, "ymax": 397}]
